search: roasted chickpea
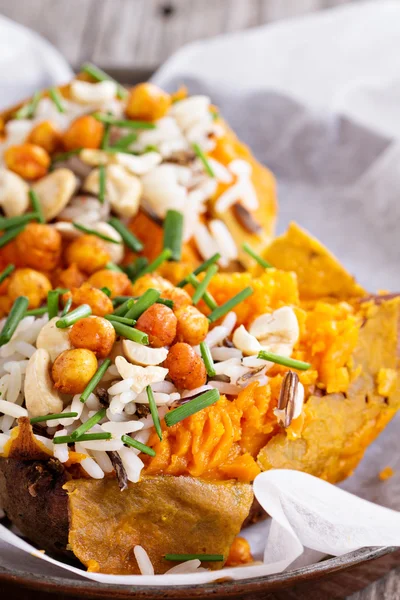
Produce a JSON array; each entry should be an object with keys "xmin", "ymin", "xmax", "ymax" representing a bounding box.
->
[
  {"xmin": 0, "ymin": 296, "xmax": 12, "ymax": 318},
  {"xmin": 8, "ymin": 268, "xmax": 51, "ymax": 308},
  {"xmin": 131, "ymin": 273, "xmax": 172, "ymax": 297},
  {"xmin": 56, "ymin": 263, "xmax": 86, "ymax": 290},
  {"xmin": 16, "ymin": 223, "xmax": 62, "ymax": 271},
  {"xmin": 87, "ymin": 270, "xmax": 131, "ymax": 298},
  {"xmin": 136, "ymin": 304, "xmax": 177, "ymax": 348},
  {"xmin": 162, "ymin": 287, "xmax": 192, "ymax": 313},
  {"xmin": 69, "ymin": 316, "xmax": 116, "ymax": 358},
  {"xmin": 4, "ymin": 143, "xmax": 50, "ymax": 180},
  {"xmin": 125, "ymin": 83, "xmax": 171, "ymax": 122},
  {"xmin": 63, "ymin": 115, "xmax": 104, "ymax": 151},
  {"xmin": 164, "ymin": 342, "xmax": 207, "ymax": 390},
  {"xmin": 175, "ymin": 305, "xmax": 209, "ymax": 345},
  {"xmin": 27, "ymin": 120, "xmax": 63, "ymax": 154},
  {"xmin": 64, "ymin": 283, "xmax": 113, "ymax": 317},
  {"xmin": 226, "ymin": 537, "xmax": 253, "ymax": 567},
  {"xmin": 65, "ymin": 234, "xmax": 111, "ymax": 274},
  {"xmin": 52, "ymin": 348, "xmax": 98, "ymax": 394}
]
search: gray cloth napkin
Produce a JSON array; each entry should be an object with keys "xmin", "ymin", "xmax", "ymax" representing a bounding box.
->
[{"xmin": 153, "ymin": 73, "xmax": 398, "ymax": 292}]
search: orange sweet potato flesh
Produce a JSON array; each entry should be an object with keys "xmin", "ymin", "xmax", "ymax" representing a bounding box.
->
[
  {"xmin": 261, "ymin": 222, "xmax": 366, "ymax": 300},
  {"xmin": 258, "ymin": 297, "xmax": 400, "ymax": 482},
  {"xmin": 64, "ymin": 476, "xmax": 253, "ymax": 574}
]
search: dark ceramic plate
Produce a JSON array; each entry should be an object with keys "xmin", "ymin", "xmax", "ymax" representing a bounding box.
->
[{"xmin": 0, "ymin": 546, "xmax": 395, "ymax": 599}]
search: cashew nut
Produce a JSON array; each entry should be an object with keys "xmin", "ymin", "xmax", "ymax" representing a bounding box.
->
[
  {"xmin": 141, "ymin": 164, "xmax": 188, "ymax": 218},
  {"xmin": 24, "ymin": 348, "xmax": 64, "ymax": 417},
  {"xmin": 249, "ymin": 307, "xmax": 299, "ymax": 351},
  {"xmin": 115, "ymin": 356, "xmax": 168, "ymax": 393},
  {"xmin": 232, "ymin": 325, "xmax": 261, "ymax": 356},
  {"xmin": 92, "ymin": 222, "xmax": 123, "ymax": 264},
  {"xmin": 122, "ymin": 339, "xmax": 168, "ymax": 366},
  {"xmin": 32, "ymin": 168, "xmax": 77, "ymax": 221},
  {"xmin": 83, "ymin": 164, "xmax": 142, "ymax": 219},
  {"xmin": 80, "ymin": 149, "xmax": 111, "ymax": 166},
  {"xmin": 115, "ymin": 151, "xmax": 162, "ymax": 175},
  {"xmin": 70, "ymin": 80, "xmax": 117, "ymax": 105},
  {"xmin": 36, "ymin": 317, "xmax": 73, "ymax": 362},
  {"xmin": 0, "ymin": 168, "xmax": 29, "ymax": 217}
]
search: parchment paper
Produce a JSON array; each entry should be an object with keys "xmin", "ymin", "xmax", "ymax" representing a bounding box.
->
[{"xmin": 1, "ymin": 1, "xmax": 400, "ymax": 586}]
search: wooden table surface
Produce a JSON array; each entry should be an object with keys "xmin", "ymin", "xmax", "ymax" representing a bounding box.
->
[{"xmin": 0, "ymin": 0, "xmax": 398, "ymax": 597}]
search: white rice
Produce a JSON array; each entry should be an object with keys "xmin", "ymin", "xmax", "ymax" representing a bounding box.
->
[
  {"xmin": 53, "ymin": 429, "xmax": 69, "ymax": 463},
  {"xmin": 211, "ymin": 347, "xmax": 242, "ymax": 361},
  {"xmin": 133, "ymin": 545, "xmax": 154, "ymax": 576},
  {"xmin": 79, "ymin": 439, "xmax": 123, "ymax": 452},
  {"xmin": 209, "ymin": 381, "xmax": 242, "ymax": 396},
  {"xmin": 102, "ymin": 421, "xmax": 144, "ymax": 436},
  {"xmin": 90, "ymin": 450, "xmax": 114, "ymax": 473},
  {"xmin": 181, "ymin": 385, "xmax": 212, "ymax": 399},
  {"xmin": 0, "ymin": 399, "xmax": 27, "ymax": 418},
  {"xmin": 165, "ymin": 559, "xmax": 203, "ymax": 574},
  {"xmin": 118, "ymin": 446, "xmax": 144, "ymax": 483},
  {"xmin": 0, "ymin": 432, "xmax": 10, "ymax": 453},
  {"xmin": 108, "ymin": 378, "xmax": 135, "ymax": 395}
]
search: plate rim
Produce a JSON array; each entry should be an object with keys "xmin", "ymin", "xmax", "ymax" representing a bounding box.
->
[{"xmin": 0, "ymin": 546, "xmax": 396, "ymax": 598}]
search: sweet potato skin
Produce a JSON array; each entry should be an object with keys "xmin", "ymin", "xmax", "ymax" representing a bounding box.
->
[{"xmin": 0, "ymin": 457, "xmax": 69, "ymax": 556}]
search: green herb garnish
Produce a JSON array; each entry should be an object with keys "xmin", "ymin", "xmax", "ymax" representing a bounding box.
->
[
  {"xmin": 51, "ymin": 148, "xmax": 82, "ymax": 164},
  {"xmin": 109, "ymin": 132, "xmax": 138, "ymax": 150},
  {"xmin": 71, "ymin": 408, "xmax": 106, "ymax": 438},
  {"xmin": 200, "ymin": 341, "xmax": 216, "ymax": 377},
  {"xmin": 47, "ymin": 290, "xmax": 60, "ymax": 320},
  {"xmin": 242, "ymin": 243, "xmax": 272, "ymax": 269},
  {"xmin": 72, "ymin": 222, "xmax": 120, "ymax": 244},
  {"xmin": 121, "ymin": 434, "xmax": 156, "ymax": 456},
  {"xmin": 163, "ymin": 210, "xmax": 183, "ymax": 261},
  {"xmin": 257, "ymin": 351, "xmax": 311, "ymax": 371},
  {"xmin": 29, "ymin": 190, "xmax": 45, "ymax": 224},
  {"xmin": 105, "ymin": 262, "xmax": 124, "ymax": 273},
  {"xmin": 25, "ymin": 307, "xmax": 48, "ymax": 317},
  {"xmin": 93, "ymin": 113, "xmax": 155, "ymax": 130},
  {"xmin": 164, "ymin": 554, "xmax": 223, "ymax": 562},
  {"xmin": 112, "ymin": 297, "xmax": 135, "ymax": 317},
  {"xmin": 124, "ymin": 288, "xmax": 160, "ymax": 320},
  {"xmin": 0, "ymin": 265, "xmax": 15, "ymax": 286},
  {"xmin": 14, "ymin": 91, "xmax": 42, "ymax": 119},
  {"xmin": 146, "ymin": 385, "xmax": 162, "ymax": 441},
  {"xmin": 186, "ymin": 274, "xmax": 217, "ymax": 311},
  {"xmin": 108, "ymin": 217, "xmax": 143, "ymax": 253},
  {"xmin": 135, "ymin": 248, "xmax": 172, "ymax": 278},
  {"xmin": 99, "ymin": 164, "xmax": 106, "ymax": 204},
  {"xmin": 0, "ymin": 225, "xmax": 26, "ymax": 249},
  {"xmin": 0, "ymin": 296, "xmax": 29, "ymax": 347},
  {"xmin": 192, "ymin": 142, "xmax": 215, "ymax": 177},
  {"xmin": 0, "ymin": 213, "xmax": 38, "ymax": 231},
  {"xmin": 30, "ymin": 412, "xmax": 78, "ymax": 424},
  {"xmin": 56, "ymin": 304, "xmax": 91, "ymax": 328},
  {"xmin": 105, "ymin": 314, "xmax": 136, "ymax": 326},
  {"xmin": 81, "ymin": 63, "xmax": 127, "ymax": 99},
  {"xmin": 49, "ymin": 87, "xmax": 65, "ymax": 113},
  {"xmin": 53, "ymin": 432, "xmax": 112, "ymax": 445},
  {"xmin": 80, "ymin": 360, "xmax": 111, "ymax": 403},
  {"xmin": 165, "ymin": 389, "xmax": 220, "ymax": 427},
  {"xmin": 207, "ymin": 287, "xmax": 253, "ymax": 323},
  {"xmin": 191, "ymin": 264, "xmax": 218, "ymax": 305},
  {"xmin": 176, "ymin": 253, "xmax": 221, "ymax": 288},
  {"xmin": 61, "ymin": 296, "xmax": 72, "ymax": 317},
  {"xmin": 108, "ymin": 321, "xmax": 149, "ymax": 345}
]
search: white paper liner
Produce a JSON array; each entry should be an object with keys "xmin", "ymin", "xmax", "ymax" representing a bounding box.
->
[{"xmin": 1, "ymin": 467, "xmax": 400, "ymax": 586}]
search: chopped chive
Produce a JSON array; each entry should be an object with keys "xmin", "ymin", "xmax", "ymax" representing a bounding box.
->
[
  {"xmin": 186, "ymin": 274, "xmax": 217, "ymax": 311},
  {"xmin": 208, "ymin": 287, "xmax": 253, "ymax": 323},
  {"xmin": 101, "ymin": 287, "xmax": 112, "ymax": 297},
  {"xmin": 125, "ymin": 288, "xmax": 160, "ymax": 320},
  {"xmin": 144, "ymin": 145, "xmax": 159, "ymax": 153},
  {"xmin": 47, "ymin": 290, "xmax": 60, "ymax": 320},
  {"xmin": 25, "ymin": 306, "xmax": 48, "ymax": 317},
  {"xmin": 72, "ymin": 222, "xmax": 120, "ymax": 244},
  {"xmin": 14, "ymin": 91, "xmax": 42, "ymax": 119},
  {"xmin": 156, "ymin": 297, "xmax": 174, "ymax": 309},
  {"xmin": 54, "ymin": 287, "xmax": 69, "ymax": 295},
  {"xmin": 53, "ymin": 431, "xmax": 112, "ymax": 444},
  {"xmin": 29, "ymin": 189, "xmax": 45, "ymax": 224},
  {"xmin": 30, "ymin": 412, "xmax": 78, "ymax": 424},
  {"xmin": 105, "ymin": 314, "xmax": 136, "ymax": 326},
  {"xmin": 124, "ymin": 256, "xmax": 148, "ymax": 280},
  {"xmin": 146, "ymin": 385, "xmax": 162, "ymax": 441},
  {"xmin": 135, "ymin": 248, "xmax": 172, "ymax": 278},
  {"xmin": 93, "ymin": 113, "xmax": 155, "ymax": 130},
  {"xmin": 192, "ymin": 142, "xmax": 215, "ymax": 177},
  {"xmin": 61, "ymin": 295, "xmax": 72, "ymax": 317},
  {"xmin": 51, "ymin": 148, "xmax": 83, "ymax": 164},
  {"xmin": 242, "ymin": 243, "xmax": 272, "ymax": 269},
  {"xmin": 191, "ymin": 264, "xmax": 218, "ymax": 305},
  {"xmin": 98, "ymin": 164, "xmax": 106, "ymax": 204},
  {"xmin": 108, "ymin": 218, "xmax": 143, "ymax": 253},
  {"xmin": 177, "ymin": 253, "xmax": 221, "ymax": 288},
  {"xmin": 257, "ymin": 351, "xmax": 311, "ymax": 371},
  {"xmin": 101, "ymin": 119, "xmax": 111, "ymax": 150},
  {"xmin": 121, "ymin": 434, "xmax": 156, "ymax": 456},
  {"xmin": 71, "ymin": 408, "xmax": 107, "ymax": 439},
  {"xmin": 113, "ymin": 296, "xmax": 174, "ymax": 309},
  {"xmin": 109, "ymin": 321, "xmax": 149, "ymax": 345},
  {"xmin": 49, "ymin": 87, "xmax": 65, "ymax": 113},
  {"xmin": 0, "ymin": 225, "xmax": 26, "ymax": 249},
  {"xmin": 211, "ymin": 110, "xmax": 220, "ymax": 121},
  {"xmin": 163, "ymin": 210, "xmax": 183, "ymax": 261},
  {"xmin": 109, "ymin": 132, "xmax": 138, "ymax": 150},
  {"xmin": 0, "ymin": 265, "xmax": 15, "ymax": 285},
  {"xmin": 56, "ymin": 304, "xmax": 91, "ymax": 328},
  {"xmin": 80, "ymin": 359, "xmax": 111, "ymax": 403},
  {"xmin": 0, "ymin": 296, "xmax": 29, "ymax": 347},
  {"xmin": 81, "ymin": 62, "xmax": 127, "ymax": 99},
  {"xmin": 0, "ymin": 212, "xmax": 39, "ymax": 231},
  {"xmin": 105, "ymin": 262, "xmax": 124, "ymax": 273},
  {"xmin": 200, "ymin": 341, "xmax": 216, "ymax": 377},
  {"xmin": 112, "ymin": 298, "xmax": 134, "ymax": 317},
  {"xmin": 164, "ymin": 554, "xmax": 223, "ymax": 562},
  {"xmin": 165, "ymin": 389, "xmax": 220, "ymax": 427}
]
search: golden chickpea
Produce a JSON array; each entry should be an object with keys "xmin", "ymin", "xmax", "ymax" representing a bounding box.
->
[
  {"xmin": 131, "ymin": 273, "xmax": 172, "ymax": 297},
  {"xmin": 175, "ymin": 305, "xmax": 209, "ymax": 346},
  {"xmin": 0, "ymin": 296, "xmax": 12, "ymax": 318},
  {"xmin": 87, "ymin": 270, "xmax": 131, "ymax": 298},
  {"xmin": 52, "ymin": 348, "xmax": 98, "ymax": 394},
  {"xmin": 16, "ymin": 223, "xmax": 62, "ymax": 271},
  {"xmin": 65, "ymin": 234, "xmax": 111, "ymax": 274},
  {"xmin": 64, "ymin": 283, "xmax": 113, "ymax": 317},
  {"xmin": 69, "ymin": 316, "xmax": 116, "ymax": 358},
  {"xmin": 162, "ymin": 287, "xmax": 192, "ymax": 313},
  {"xmin": 63, "ymin": 115, "xmax": 104, "ymax": 151},
  {"xmin": 226, "ymin": 537, "xmax": 253, "ymax": 567},
  {"xmin": 56, "ymin": 263, "xmax": 86, "ymax": 290},
  {"xmin": 136, "ymin": 304, "xmax": 177, "ymax": 348},
  {"xmin": 27, "ymin": 120, "xmax": 63, "ymax": 154},
  {"xmin": 8, "ymin": 268, "xmax": 51, "ymax": 308},
  {"xmin": 164, "ymin": 343, "xmax": 207, "ymax": 390},
  {"xmin": 125, "ymin": 83, "xmax": 171, "ymax": 122},
  {"xmin": 4, "ymin": 143, "xmax": 50, "ymax": 180}
]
